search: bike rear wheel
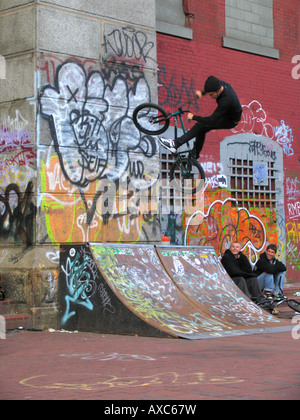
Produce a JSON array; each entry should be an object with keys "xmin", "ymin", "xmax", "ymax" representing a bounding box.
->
[
  {"xmin": 170, "ymin": 156, "xmax": 205, "ymax": 195},
  {"xmin": 133, "ymin": 103, "xmax": 170, "ymax": 135}
]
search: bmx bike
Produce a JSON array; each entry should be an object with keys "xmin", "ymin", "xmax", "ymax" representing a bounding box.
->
[
  {"xmin": 132, "ymin": 102, "xmax": 205, "ymax": 195},
  {"xmin": 256, "ymin": 294, "xmax": 300, "ymax": 315}
]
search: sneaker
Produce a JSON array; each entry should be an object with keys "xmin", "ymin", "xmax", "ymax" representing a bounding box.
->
[
  {"xmin": 263, "ymin": 290, "xmax": 273, "ymax": 300},
  {"xmin": 158, "ymin": 137, "xmax": 177, "ymax": 154},
  {"xmin": 274, "ymin": 292, "xmax": 286, "ymax": 299}
]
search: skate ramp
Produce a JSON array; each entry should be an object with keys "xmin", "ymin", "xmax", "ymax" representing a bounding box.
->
[
  {"xmin": 90, "ymin": 244, "xmax": 233, "ymax": 339},
  {"xmin": 156, "ymin": 246, "xmax": 290, "ymax": 338},
  {"xmin": 59, "ymin": 244, "xmax": 169, "ymax": 338},
  {"xmin": 90, "ymin": 244, "xmax": 291, "ymax": 339}
]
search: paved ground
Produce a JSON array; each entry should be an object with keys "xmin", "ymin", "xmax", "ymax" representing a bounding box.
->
[{"xmin": 1, "ymin": 326, "xmax": 300, "ymax": 402}]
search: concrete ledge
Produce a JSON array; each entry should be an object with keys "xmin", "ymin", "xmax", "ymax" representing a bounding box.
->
[
  {"xmin": 223, "ymin": 36, "xmax": 279, "ymax": 59},
  {"xmin": 157, "ymin": 21, "xmax": 193, "ymax": 40},
  {"xmin": 39, "ymin": 0, "xmax": 155, "ymax": 28}
]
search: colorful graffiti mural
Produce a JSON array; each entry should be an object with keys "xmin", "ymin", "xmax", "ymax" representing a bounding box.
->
[
  {"xmin": 0, "ymin": 28, "xmax": 298, "ymax": 282},
  {"xmin": 183, "ymin": 187, "xmax": 282, "ymax": 265},
  {"xmin": 0, "ymin": 110, "xmax": 37, "ymax": 245},
  {"xmin": 159, "ymin": 66, "xmax": 298, "ymax": 280},
  {"xmin": 38, "ymin": 53, "xmax": 160, "ymax": 244}
]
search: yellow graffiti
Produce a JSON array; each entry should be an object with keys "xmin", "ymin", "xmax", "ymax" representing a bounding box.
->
[
  {"xmin": 40, "ymin": 156, "xmax": 159, "ymax": 244},
  {"xmin": 20, "ymin": 371, "xmax": 245, "ymax": 391},
  {"xmin": 286, "ymin": 221, "xmax": 300, "ymax": 243}
]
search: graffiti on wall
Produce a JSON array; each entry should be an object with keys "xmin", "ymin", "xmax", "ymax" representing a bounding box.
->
[
  {"xmin": 39, "ymin": 61, "xmax": 157, "ymax": 190},
  {"xmin": 60, "ymin": 244, "xmax": 116, "ymax": 326},
  {"xmin": 38, "ymin": 38, "xmax": 159, "ymax": 243},
  {"xmin": 0, "ymin": 111, "xmax": 35, "ymax": 184},
  {"xmin": 158, "ymin": 65, "xmax": 199, "ymax": 110},
  {"xmin": 286, "ymin": 171, "xmax": 300, "ymax": 202},
  {"xmin": 0, "ymin": 182, "xmax": 36, "ymax": 245},
  {"xmin": 183, "ymin": 189, "xmax": 270, "ymax": 265},
  {"xmin": 0, "ymin": 110, "xmax": 37, "ymax": 245},
  {"xmin": 232, "ymin": 100, "xmax": 294, "ymax": 157},
  {"xmin": 159, "ymin": 65, "xmax": 298, "ymax": 278},
  {"xmin": 102, "ymin": 25, "xmax": 156, "ymax": 65}
]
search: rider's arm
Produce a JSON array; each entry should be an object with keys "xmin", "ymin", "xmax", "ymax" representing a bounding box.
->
[
  {"xmin": 192, "ymin": 99, "xmax": 231, "ymax": 124},
  {"xmin": 196, "ymin": 90, "xmax": 204, "ymax": 98}
]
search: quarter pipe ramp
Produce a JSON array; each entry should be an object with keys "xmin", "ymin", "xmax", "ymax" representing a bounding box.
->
[{"xmin": 58, "ymin": 244, "xmax": 291, "ymax": 339}]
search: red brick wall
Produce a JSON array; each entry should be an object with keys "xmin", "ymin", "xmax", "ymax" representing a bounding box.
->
[{"xmin": 158, "ymin": 0, "xmax": 300, "ymax": 282}]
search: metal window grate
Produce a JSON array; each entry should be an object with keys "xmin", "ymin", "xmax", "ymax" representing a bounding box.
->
[
  {"xmin": 160, "ymin": 150, "xmax": 184, "ymax": 208},
  {"xmin": 229, "ymin": 158, "xmax": 278, "ymax": 209},
  {"xmin": 160, "ymin": 148, "xmax": 200, "ymax": 210}
]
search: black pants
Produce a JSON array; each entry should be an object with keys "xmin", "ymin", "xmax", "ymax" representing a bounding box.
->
[
  {"xmin": 174, "ymin": 117, "xmax": 238, "ymax": 157},
  {"xmin": 232, "ymin": 277, "xmax": 251, "ymax": 298},
  {"xmin": 245, "ymin": 276, "xmax": 264, "ymax": 299},
  {"xmin": 232, "ymin": 276, "xmax": 264, "ymax": 300}
]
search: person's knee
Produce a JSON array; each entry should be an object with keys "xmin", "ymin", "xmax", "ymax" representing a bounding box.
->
[
  {"xmin": 258, "ymin": 273, "xmax": 273, "ymax": 280},
  {"xmin": 232, "ymin": 276, "xmax": 245, "ymax": 283}
]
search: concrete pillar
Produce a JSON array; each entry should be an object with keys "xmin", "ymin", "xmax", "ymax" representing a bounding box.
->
[{"xmin": 0, "ymin": 0, "xmax": 158, "ymax": 328}]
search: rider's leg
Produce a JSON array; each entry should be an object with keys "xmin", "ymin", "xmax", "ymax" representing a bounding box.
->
[
  {"xmin": 174, "ymin": 122, "xmax": 207, "ymax": 149},
  {"xmin": 174, "ymin": 117, "xmax": 237, "ymax": 157},
  {"xmin": 158, "ymin": 124, "xmax": 206, "ymax": 155},
  {"xmin": 231, "ymin": 276, "xmax": 251, "ymax": 298},
  {"xmin": 159, "ymin": 117, "xmax": 237, "ymax": 155},
  {"xmin": 245, "ymin": 277, "xmax": 265, "ymax": 300},
  {"xmin": 257, "ymin": 273, "xmax": 274, "ymax": 296},
  {"xmin": 273, "ymin": 272, "xmax": 285, "ymax": 296}
]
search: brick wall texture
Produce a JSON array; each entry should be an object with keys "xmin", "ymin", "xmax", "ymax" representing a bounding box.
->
[{"xmin": 157, "ymin": 0, "xmax": 300, "ymax": 282}]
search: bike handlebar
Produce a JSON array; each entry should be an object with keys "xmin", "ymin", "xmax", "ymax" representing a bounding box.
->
[
  {"xmin": 177, "ymin": 99, "xmax": 196, "ymax": 114},
  {"xmin": 178, "ymin": 107, "xmax": 189, "ymax": 114}
]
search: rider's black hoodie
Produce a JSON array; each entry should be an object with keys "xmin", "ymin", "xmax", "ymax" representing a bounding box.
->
[
  {"xmin": 195, "ymin": 81, "xmax": 243, "ymax": 125},
  {"xmin": 254, "ymin": 252, "xmax": 286, "ymax": 277},
  {"xmin": 221, "ymin": 249, "xmax": 257, "ymax": 279}
]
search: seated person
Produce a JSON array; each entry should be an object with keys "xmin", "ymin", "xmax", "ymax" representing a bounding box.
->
[
  {"xmin": 221, "ymin": 241, "xmax": 264, "ymax": 301},
  {"xmin": 254, "ymin": 244, "xmax": 286, "ymax": 298}
]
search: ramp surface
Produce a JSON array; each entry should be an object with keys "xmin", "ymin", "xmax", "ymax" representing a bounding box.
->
[
  {"xmin": 59, "ymin": 244, "xmax": 168, "ymax": 337},
  {"xmin": 156, "ymin": 246, "xmax": 290, "ymax": 338},
  {"xmin": 91, "ymin": 244, "xmax": 235, "ymax": 339},
  {"xmin": 90, "ymin": 244, "xmax": 291, "ymax": 339}
]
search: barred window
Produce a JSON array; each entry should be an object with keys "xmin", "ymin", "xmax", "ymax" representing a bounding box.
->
[
  {"xmin": 221, "ymin": 134, "xmax": 284, "ymax": 212},
  {"xmin": 229, "ymin": 157, "xmax": 278, "ymax": 209}
]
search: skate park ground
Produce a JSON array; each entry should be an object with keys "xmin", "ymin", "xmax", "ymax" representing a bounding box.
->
[{"xmin": 1, "ymin": 326, "xmax": 299, "ymax": 401}]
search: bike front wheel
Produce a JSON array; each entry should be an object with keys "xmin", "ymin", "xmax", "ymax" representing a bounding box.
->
[
  {"xmin": 132, "ymin": 103, "xmax": 170, "ymax": 135},
  {"xmin": 170, "ymin": 156, "xmax": 205, "ymax": 195},
  {"xmin": 287, "ymin": 299, "xmax": 300, "ymax": 313}
]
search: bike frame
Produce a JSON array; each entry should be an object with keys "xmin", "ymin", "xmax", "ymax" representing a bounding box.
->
[
  {"xmin": 171, "ymin": 110, "xmax": 194, "ymax": 177},
  {"xmin": 133, "ymin": 101, "xmax": 206, "ymax": 194},
  {"xmin": 258, "ymin": 295, "xmax": 300, "ymax": 314},
  {"xmin": 172, "ymin": 108, "xmax": 187, "ymax": 137}
]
